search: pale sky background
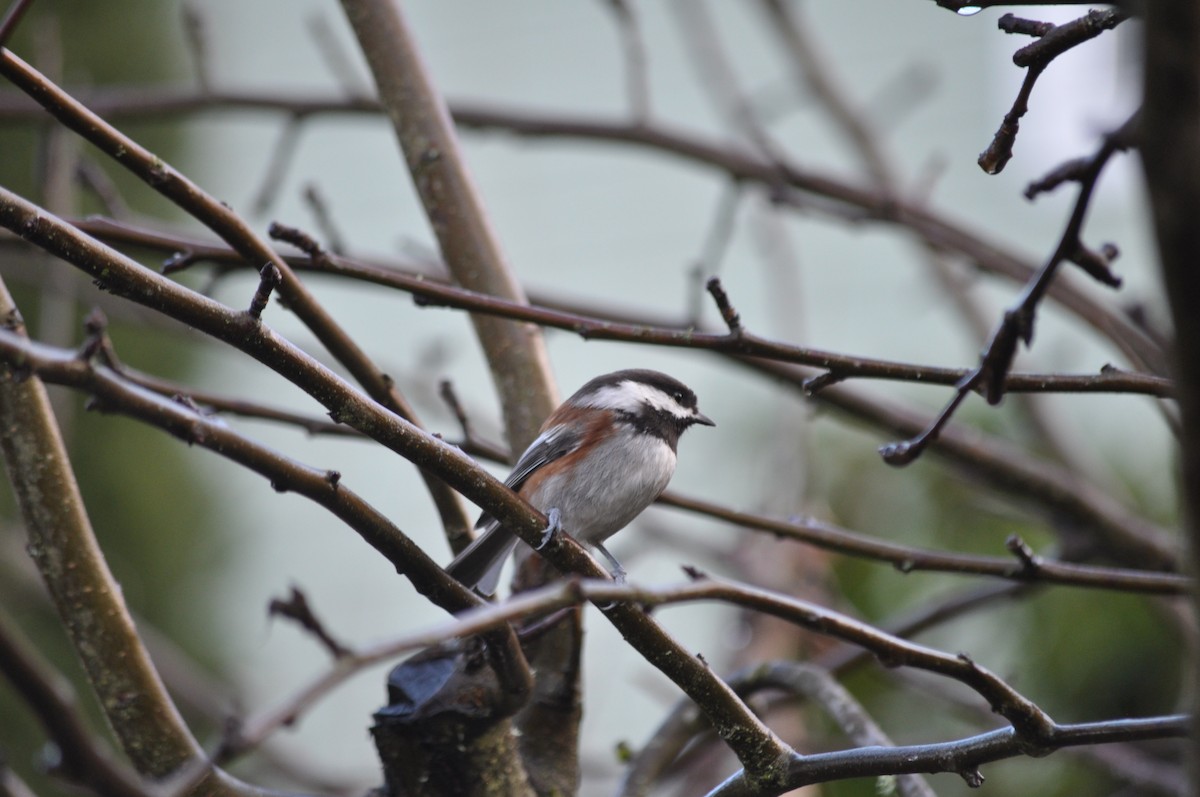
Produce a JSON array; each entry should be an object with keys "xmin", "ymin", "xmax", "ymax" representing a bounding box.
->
[{"xmin": 154, "ymin": 2, "xmax": 1164, "ymax": 791}]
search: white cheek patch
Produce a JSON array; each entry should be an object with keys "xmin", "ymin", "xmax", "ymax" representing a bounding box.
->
[{"xmin": 585, "ymin": 380, "xmax": 692, "ymax": 420}]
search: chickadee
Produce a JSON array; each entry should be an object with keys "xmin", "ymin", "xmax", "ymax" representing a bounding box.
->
[{"xmin": 445, "ymin": 369, "xmax": 714, "ymax": 595}]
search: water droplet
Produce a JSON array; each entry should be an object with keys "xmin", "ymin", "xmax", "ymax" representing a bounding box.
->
[{"xmin": 956, "ymin": 5, "xmax": 983, "ymax": 15}]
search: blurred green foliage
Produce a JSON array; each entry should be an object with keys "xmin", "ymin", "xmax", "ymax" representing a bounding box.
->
[
  {"xmin": 0, "ymin": 3, "xmax": 230, "ymax": 795},
  {"xmin": 811, "ymin": 416, "xmax": 1183, "ymax": 797}
]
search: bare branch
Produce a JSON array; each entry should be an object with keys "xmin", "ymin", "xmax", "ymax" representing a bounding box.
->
[
  {"xmin": 267, "ymin": 587, "xmax": 351, "ymax": 660},
  {"xmin": 979, "ymin": 8, "xmax": 1129, "ymax": 174},
  {"xmin": 0, "ymin": 223, "xmax": 790, "ymax": 778},
  {"xmin": 711, "ymin": 715, "xmax": 1187, "ymax": 797},
  {"xmin": 599, "ymin": 0, "xmax": 652, "ymax": 122},
  {"xmin": 881, "ymin": 114, "xmax": 1136, "ymax": 466},
  {"xmin": 658, "ymin": 492, "xmax": 1189, "ymax": 594},
  {"xmin": 748, "ymin": 358, "xmax": 1178, "ymax": 570},
  {"xmin": 741, "ymin": 663, "xmax": 937, "ymax": 797},
  {"xmin": 0, "ymin": 86, "xmax": 1167, "ymax": 372},
  {"xmin": 0, "ymin": 46, "xmax": 474, "ymax": 546},
  {"xmin": 0, "ymin": 278, "xmax": 262, "ymax": 793},
  {"xmin": 6, "ymin": 211, "xmax": 1172, "ymax": 571},
  {"xmin": 0, "ymin": 0, "xmax": 34, "ymax": 48},
  {"xmin": 338, "ymin": 0, "xmax": 557, "ymax": 453},
  {"xmin": 0, "ymin": 611, "xmax": 159, "ymax": 797},
  {"xmin": 53, "ymin": 217, "xmax": 1172, "ymax": 398}
]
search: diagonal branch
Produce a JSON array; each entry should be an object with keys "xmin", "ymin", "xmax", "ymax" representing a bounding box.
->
[
  {"xmin": 0, "ymin": 187, "xmax": 794, "ymax": 789},
  {"xmin": 979, "ymin": 8, "xmax": 1130, "ymax": 174},
  {"xmin": 880, "ymin": 114, "xmax": 1136, "ymax": 466},
  {"xmin": 337, "ymin": 0, "xmax": 557, "ymax": 452},
  {"xmin": 0, "ymin": 44, "xmax": 473, "ymax": 549}
]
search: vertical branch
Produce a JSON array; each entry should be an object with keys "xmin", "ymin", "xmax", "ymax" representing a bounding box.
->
[
  {"xmin": 0, "ymin": 278, "xmax": 223, "ymax": 791},
  {"xmin": 338, "ymin": 0, "xmax": 557, "ymax": 452},
  {"xmin": 757, "ymin": 0, "xmax": 896, "ymax": 192},
  {"xmin": 601, "ymin": 0, "xmax": 652, "ymax": 123},
  {"xmin": 1139, "ymin": 0, "xmax": 1200, "ymax": 768},
  {"xmin": 336, "ymin": 2, "xmax": 567, "ymax": 792}
]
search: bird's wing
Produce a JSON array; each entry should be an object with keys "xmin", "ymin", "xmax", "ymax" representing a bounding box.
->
[
  {"xmin": 476, "ymin": 424, "xmax": 583, "ymax": 527},
  {"xmin": 446, "ymin": 425, "xmax": 584, "ymax": 594}
]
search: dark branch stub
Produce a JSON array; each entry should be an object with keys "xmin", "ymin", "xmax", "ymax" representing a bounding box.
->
[
  {"xmin": 1011, "ymin": 9, "xmax": 1129, "ymax": 69},
  {"xmin": 1070, "ymin": 243, "xmax": 1122, "ymax": 288},
  {"xmin": 801, "ymin": 371, "xmax": 845, "ymax": 396},
  {"xmin": 1024, "ymin": 156, "xmax": 1091, "ymax": 199},
  {"xmin": 878, "ymin": 385, "xmax": 972, "ymax": 466},
  {"xmin": 705, "ymin": 276, "xmax": 743, "ymax": 335},
  {"xmin": 959, "ymin": 768, "xmax": 986, "ymax": 788},
  {"xmin": 998, "ymin": 13, "xmax": 1054, "ymax": 38},
  {"xmin": 267, "ymin": 221, "xmax": 327, "ymax": 261},
  {"xmin": 78, "ymin": 308, "xmax": 109, "ymax": 362},
  {"xmin": 268, "ymin": 586, "xmax": 350, "ymax": 659},
  {"xmin": 980, "ymin": 9, "xmax": 1129, "ymax": 175},
  {"xmin": 161, "ymin": 249, "xmax": 201, "ymax": 274},
  {"xmin": 248, "ymin": 263, "xmax": 282, "ymax": 320},
  {"xmin": 1005, "ymin": 535, "xmax": 1041, "ymax": 577}
]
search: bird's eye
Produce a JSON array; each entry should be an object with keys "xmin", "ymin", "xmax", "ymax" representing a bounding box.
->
[{"xmin": 673, "ymin": 391, "xmax": 684, "ymax": 402}]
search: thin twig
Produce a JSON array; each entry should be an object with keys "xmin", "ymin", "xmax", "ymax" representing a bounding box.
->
[
  {"xmin": 0, "ymin": 87, "xmax": 1167, "ymax": 372},
  {"xmin": 268, "ymin": 586, "xmax": 351, "ymax": 659},
  {"xmin": 658, "ymin": 492, "xmax": 1189, "ymax": 594},
  {"xmin": 979, "ymin": 8, "xmax": 1130, "ymax": 174},
  {"xmin": 0, "ymin": 0, "xmax": 34, "ymax": 48},
  {"xmin": 600, "ymin": 0, "xmax": 652, "ymax": 122},
  {"xmin": 881, "ymin": 114, "xmax": 1136, "ymax": 466},
  {"xmin": 0, "ymin": 45, "xmax": 474, "ymax": 546}
]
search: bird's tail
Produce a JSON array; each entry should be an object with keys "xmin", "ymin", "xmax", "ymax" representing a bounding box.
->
[{"xmin": 444, "ymin": 523, "xmax": 521, "ymax": 596}]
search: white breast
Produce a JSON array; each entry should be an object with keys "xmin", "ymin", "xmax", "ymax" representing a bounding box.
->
[{"xmin": 523, "ymin": 432, "xmax": 677, "ymax": 547}]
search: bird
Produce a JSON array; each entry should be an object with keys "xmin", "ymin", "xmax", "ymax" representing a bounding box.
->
[{"xmin": 445, "ymin": 369, "xmax": 714, "ymax": 595}]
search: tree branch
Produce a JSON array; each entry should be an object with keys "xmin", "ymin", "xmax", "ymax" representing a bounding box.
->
[
  {"xmin": 0, "ymin": 87, "xmax": 1166, "ymax": 373},
  {"xmin": 0, "ymin": 611, "xmax": 159, "ymax": 797},
  {"xmin": 881, "ymin": 114, "xmax": 1135, "ymax": 466},
  {"xmin": 0, "ymin": 45, "xmax": 474, "ymax": 553},
  {"xmin": 0, "ymin": 189, "xmax": 797, "ymax": 785},
  {"xmin": 0, "ymin": 278, "xmax": 249, "ymax": 794},
  {"xmin": 338, "ymin": 0, "xmax": 557, "ymax": 452},
  {"xmin": 1139, "ymin": 0, "xmax": 1200, "ymax": 767},
  {"xmin": 658, "ymin": 492, "xmax": 1189, "ymax": 593}
]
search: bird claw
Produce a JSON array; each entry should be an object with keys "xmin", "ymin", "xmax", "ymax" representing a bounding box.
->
[
  {"xmin": 595, "ymin": 542, "xmax": 627, "ymax": 584},
  {"xmin": 536, "ymin": 510, "xmax": 628, "ymax": 585},
  {"xmin": 536, "ymin": 507, "xmax": 562, "ymax": 551}
]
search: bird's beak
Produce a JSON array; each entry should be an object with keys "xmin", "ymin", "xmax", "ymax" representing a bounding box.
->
[{"xmin": 693, "ymin": 410, "xmax": 716, "ymax": 427}]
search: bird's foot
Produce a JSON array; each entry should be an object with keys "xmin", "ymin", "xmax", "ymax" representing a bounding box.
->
[{"xmin": 536, "ymin": 507, "xmax": 562, "ymax": 551}]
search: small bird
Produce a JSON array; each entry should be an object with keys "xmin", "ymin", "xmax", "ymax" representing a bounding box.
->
[{"xmin": 445, "ymin": 369, "xmax": 714, "ymax": 594}]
